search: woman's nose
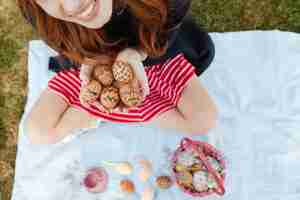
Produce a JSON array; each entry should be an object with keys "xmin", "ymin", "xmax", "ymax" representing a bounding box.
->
[{"xmin": 60, "ymin": 0, "xmax": 88, "ymax": 16}]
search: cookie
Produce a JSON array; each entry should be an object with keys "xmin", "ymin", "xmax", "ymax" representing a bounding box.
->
[
  {"xmin": 80, "ymin": 80, "xmax": 102, "ymax": 104},
  {"xmin": 93, "ymin": 64, "xmax": 114, "ymax": 86},
  {"xmin": 119, "ymin": 80, "xmax": 143, "ymax": 107},
  {"xmin": 100, "ymin": 86, "xmax": 120, "ymax": 109},
  {"xmin": 156, "ymin": 176, "xmax": 173, "ymax": 189},
  {"xmin": 112, "ymin": 61, "xmax": 134, "ymax": 84}
]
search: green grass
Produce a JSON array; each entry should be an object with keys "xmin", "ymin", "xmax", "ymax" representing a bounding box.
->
[
  {"xmin": 0, "ymin": 0, "xmax": 300, "ymax": 200},
  {"xmin": 0, "ymin": 34, "xmax": 20, "ymax": 70},
  {"xmin": 191, "ymin": 0, "xmax": 300, "ymax": 32}
]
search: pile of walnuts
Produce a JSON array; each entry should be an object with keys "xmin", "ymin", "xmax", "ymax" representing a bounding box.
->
[{"xmin": 80, "ymin": 61, "xmax": 144, "ymax": 112}]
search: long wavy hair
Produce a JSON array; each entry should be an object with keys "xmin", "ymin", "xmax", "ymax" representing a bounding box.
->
[{"xmin": 17, "ymin": 0, "xmax": 169, "ymax": 65}]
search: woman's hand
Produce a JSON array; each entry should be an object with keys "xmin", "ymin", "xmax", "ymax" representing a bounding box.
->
[
  {"xmin": 114, "ymin": 48, "xmax": 150, "ymax": 98},
  {"xmin": 79, "ymin": 48, "xmax": 150, "ymax": 113},
  {"xmin": 80, "ymin": 48, "xmax": 149, "ymax": 95}
]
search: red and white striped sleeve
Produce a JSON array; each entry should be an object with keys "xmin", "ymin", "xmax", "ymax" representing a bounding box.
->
[
  {"xmin": 47, "ymin": 69, "xmax": 81, "ymax": 105},
  {"xmin": 171, "ymin": 55, "xmax": 196, "ymax": 106}
]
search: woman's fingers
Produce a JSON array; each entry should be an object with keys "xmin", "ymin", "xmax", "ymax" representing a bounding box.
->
[
  {"xmin": 110, "ymin": 103, "xmax": 128, "ymax": 113},
  {"xmin": 80, "ymin": 64, "xmax": 94, "ymax": 86},
  {"xmin": 115, "ymin": 48, "xmax": 150, "ymax": 98},
  {"xmin": 121, "ymin": 59, "xmax": 149, "ymax": 98},
  {"xmin": 119, "ymin": 103, "xmax": 128, "ymax": 113},
  {"xmin": 133, "ymin": 61, "xmax": 150, "ymax": 98}
]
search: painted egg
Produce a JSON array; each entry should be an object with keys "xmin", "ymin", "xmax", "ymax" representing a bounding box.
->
[
  {"xmin": 138, "ymin": 159, "xmax": 153, "ymax": 182},
  {"xmin": 192, "ymin": 171, "xmax": 209, "ymax": 192},
  {"xmin": 177, "ymin": 171, "xmax": 193, "ymax": 187},
  {"xmin": 141, "ymin": 186, "xmax": 155, "ymax": 200},
  {"xmin": 83, "ymin": 167, "xmax": 108, "ymax": 193},
  {"xmin": 177, "ymin": 149, "xmax": 199, "ymax": 167},
  {"xmin": 120, "ymin": 179, "xmax": 135, "ymax": 193},
  {"xmin": 114, "ymin": 162, "xmax": 133, "ymax": 175},
  {"xmin": 207, "ymin": 173, "xmax": 218, "ymax": 189}
]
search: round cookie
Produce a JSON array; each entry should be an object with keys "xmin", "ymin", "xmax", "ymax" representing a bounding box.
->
[
  {"xmin": 156, "ymin": 176, "xmax": 173, "ymax": 189},
  {"xmin": 119, "ymin": 79, "xmax": 143, "ymax": 107},
  {"xmin": 100, "ymin": 86, "xmax": 120, "ymax": 109},
  {"xmin": 93, "ymin": 64, "xmax": 114, "ymax": 86},
  {"xmin": 112, "ymin": 61, "xmax": 134, "ymax": 84},
  {"xmin": 80, "ymin": 80, "xmax": 102, "ymax": 104}
]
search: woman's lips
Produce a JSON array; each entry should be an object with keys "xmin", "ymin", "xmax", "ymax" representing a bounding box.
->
[{"xmin": 62, "ymin": 0, "xmax": 92, "ymax": 17}]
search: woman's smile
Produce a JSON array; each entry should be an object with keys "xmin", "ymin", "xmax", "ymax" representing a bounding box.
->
[
  {"xmin": 62, "ymin": 0, "xmax": 101, "ymax": 22},
  {"xmin": 35, "ymin": 0, "xmax": 113, "ymax": 29}
]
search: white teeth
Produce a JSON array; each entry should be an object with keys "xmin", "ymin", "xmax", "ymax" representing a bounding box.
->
[{"xmin": 78, "ymin": 3, "xmax": 95, "ymax": 18}]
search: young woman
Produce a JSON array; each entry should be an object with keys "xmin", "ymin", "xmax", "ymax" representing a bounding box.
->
[{"xmin": 18, "ymin": 0, "xmax": 217, "ymax": 144}]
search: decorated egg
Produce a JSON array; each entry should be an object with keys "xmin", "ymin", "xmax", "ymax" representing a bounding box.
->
[
  {"xmin": 138, "ymin": 159, "xmax": 153, "ymax": 182},
  {"xmin": 192, "ymin": 171, "xmax": 209, "ymax": 192},
  {"xmin": 207, "ymin": 156, "xmax": 223, "ymax": 172},
  {"xmin": 93, "ymin": 64, "xmax": 114, "ymax": 86},
  {"xmin": 207, "ymin": 173, "xmax": 218, "ymax": 189},
  {"xmin": 141, "ymin": 186, "xmax": 155, "ymax": 200},
  {"xmin": 102, "ymin": 161, "xmax": 133, "ymax": 175},
  {"xmin": 120, "ymin": 179, "xmax": 135, "ymax": 193},
  {"xmin": 177, "ymin": 149, "xmax": 199, "ymax": 167},
  {"xmin": 177, "ymin": 171, "xmax": 193, "ymax": 187},
  {"xmin": 175, "ymin": 163, "xmax": 187, "ymax": 172},
  {"xmin": 83, "ymin": 167, "xmax": 108, "ymax": 193},
  {"xmin": 114, "ymin": 162, "xmax": 133, "ymax": 175}
]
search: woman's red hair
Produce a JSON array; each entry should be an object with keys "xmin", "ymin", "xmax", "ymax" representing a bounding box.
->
[{"xmin": 17, "ymin": 0, "xmax": 169, "ymax": 65}]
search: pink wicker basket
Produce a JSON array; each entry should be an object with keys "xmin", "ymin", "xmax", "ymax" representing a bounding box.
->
[{"xmin": 171, "ymin": 138, "xmax": 226, "ymax": 197}]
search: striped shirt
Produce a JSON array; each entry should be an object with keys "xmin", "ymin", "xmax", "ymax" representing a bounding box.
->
[{"xmin": 48, "ymin": 53, "xmax": 195, "ymax": 123}]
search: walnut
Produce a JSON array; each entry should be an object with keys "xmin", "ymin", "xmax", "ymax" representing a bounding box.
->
[
  {"xmin": 93, "ymin": 64, "xmax": 114, "ymax": 86},
  {"xmin": 112, "ymin": 61, "xmax": 134, "ymax": 84},
  {"xmin": 80, "ymin": 80, "xmax": 102, "ymax": 104},
  {"xmin": 100, "ymin": 86, "xmax": 120, "ymax": 109}
]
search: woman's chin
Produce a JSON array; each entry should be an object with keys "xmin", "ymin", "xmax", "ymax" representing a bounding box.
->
[{"xmin": 80, "ymin": 15, "xmax": 112, "ymax": 29}]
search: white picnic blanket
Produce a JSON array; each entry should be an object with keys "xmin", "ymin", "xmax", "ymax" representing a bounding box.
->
[{"xmin": 11, "ymin": 31, "xmax": 300, "ymax": 200}]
